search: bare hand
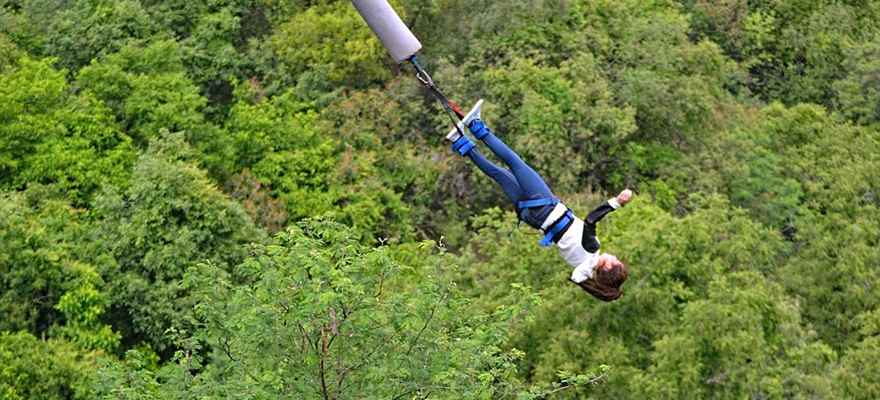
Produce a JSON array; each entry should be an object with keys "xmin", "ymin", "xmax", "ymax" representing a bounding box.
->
[{"xmin": 617, "ymin": 189, "xmax": 633, "ymax": 206}]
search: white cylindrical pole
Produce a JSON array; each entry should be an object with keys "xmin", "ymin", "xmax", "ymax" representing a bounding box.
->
[{"xmin": 351, "ymin": 0, "xmax": 422, "ymax": 62}]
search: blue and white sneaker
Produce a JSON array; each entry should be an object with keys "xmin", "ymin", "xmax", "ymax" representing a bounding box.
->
[{"xmin": 446, "ymin": 99, "xmax": 483, "ymax": 142}]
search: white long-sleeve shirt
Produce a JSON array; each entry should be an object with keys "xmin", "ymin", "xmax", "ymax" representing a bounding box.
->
[{"xmin": 541, "ymin": 199, "xmax": 620, "ymax": 283}]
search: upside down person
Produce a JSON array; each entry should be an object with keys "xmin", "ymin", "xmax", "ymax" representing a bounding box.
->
[{"xmin": 447, "ymin": 100, "xmax": 632, "ymax": 301}]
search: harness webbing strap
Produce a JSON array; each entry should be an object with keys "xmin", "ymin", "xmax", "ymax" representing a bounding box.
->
[
  {"xmin": 540, "ymin": 210, "xmax": 574, "ymax": 247},
  {"xmin": 452, "ymin": 136, "xmax": 475, "ymax": 155},
  {"xmin": 517, "ymin": 198, "xmax": 557, "ymax": 210},
  {"xmin": 516, "ymin": 197, "xmax": 571, "ymax": 246}
]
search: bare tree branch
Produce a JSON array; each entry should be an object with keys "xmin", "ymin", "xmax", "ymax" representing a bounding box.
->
[{"xmin": 405, "ymin": 292, "xmax": 447, "ymax": 356}]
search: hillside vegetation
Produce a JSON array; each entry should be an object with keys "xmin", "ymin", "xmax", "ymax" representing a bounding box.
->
[{"xmin": 1, "ymin": 0, "xmax": 879, "ymax": 398}]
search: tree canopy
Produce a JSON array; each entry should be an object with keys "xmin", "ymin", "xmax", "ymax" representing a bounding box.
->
[{"xmin": 1, "ymin": 0, "xmax": 879, "ymax": 398}]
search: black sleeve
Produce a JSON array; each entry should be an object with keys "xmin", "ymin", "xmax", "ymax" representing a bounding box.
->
[
  {"xmin": 581, "ymin": 201, "xmax": 617, "ymax": 253},
  {"xmin": 585, "ymin": 201, "xmax": 617, "ymax": 225},
  {"xmin": 582, "ymin": 229, "xmax": 601, "ymax": 253}
]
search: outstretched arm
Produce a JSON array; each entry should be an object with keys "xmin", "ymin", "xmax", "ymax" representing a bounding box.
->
[
  {"xmin": 586, "ymin": 189, "xmax": 632, "ymax": 225},
  {"xmin": 583, "ymin": 189, "xmax": 632, "ymax": 252}
]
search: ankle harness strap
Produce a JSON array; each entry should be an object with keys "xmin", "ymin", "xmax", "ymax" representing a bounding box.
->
[
  {"xmin": 451, "ymin": 136, "xmax": 476, "ymax": 155},
  {"xmin": 468, "ymin": 120, "xmax": 491, "ymax": 140}
]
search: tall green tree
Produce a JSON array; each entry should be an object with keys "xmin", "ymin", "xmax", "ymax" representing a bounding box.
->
[
  {"xmin": 681, "ymin": 0, "xmax": 880, "ymax": 107},
  {"xmin": 90, "ymin": 221, "xmax": 612, "ymax": 399},
  {"xmin": 632, "ymin": 271, "xmax": 835, "ymax": 399},
  {"xmin": 76, "ymin": 39, "xmax": 234, "ymax": 178},
  {"xmin": 257, "ymin": 1, "xmax": 391, "ymax": 99},
  {"xmin": 835, "ymin": 309, "xmax": 880, "ymax": 399},
  {"xmin": 92, "ymin": 132, "xmax": 264, "ymax": 353},
  {"xmin": 226, "ymin": 83, "xmax": 416, "ymax": 242},
  {"xmin": 0, "ymin": 32, "xmax": 22, "ymax": 68},
  {"xmin": 0, "ymin": 57, "xmax": 136, "ymax": 204},
  {"xmin": 0, "ymin": 187, "xmax": 119, "ymax": 351},
  {"xmin": 662, "ymin": 103, "xmax": 880, "ymax": 349},
  {"xmin": 0, "ymin": 332, "xmax": 100, "ymax": 400},
  {"xmin": 41, "ymin": 0, "xmax": 161, "ymax": 72},
  {"xmin": 833, "ymin": 32, "xmax": 880, "ymax": 126}
]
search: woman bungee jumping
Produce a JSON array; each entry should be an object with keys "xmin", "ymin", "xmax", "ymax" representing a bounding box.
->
[
  {"xmin": 350, "ymin": 1, "xmax": 631, "ymax": 301},
  {"xmin": 447, "ymin": 100, "xmax": 631, "ymax": 301}
]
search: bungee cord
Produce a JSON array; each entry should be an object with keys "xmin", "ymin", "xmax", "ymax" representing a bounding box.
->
[{"xmin": 408, "ymin": 55, "xmax": 466, "ymax": 136}]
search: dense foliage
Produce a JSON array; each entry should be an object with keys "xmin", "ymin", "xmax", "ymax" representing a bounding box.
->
[{"xmin": 1, "ymin": 0, "xmax": 879, "ymax": 398}]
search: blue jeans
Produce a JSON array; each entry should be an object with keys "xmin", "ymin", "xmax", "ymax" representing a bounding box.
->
[{"xmin": 464, "ymin": 121, "xmax": 556, "ymax": 229}]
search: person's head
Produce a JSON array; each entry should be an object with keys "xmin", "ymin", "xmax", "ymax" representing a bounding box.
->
[{"xmin": 574, "ymin": 254, "xmax": 628, "ymax": 301}]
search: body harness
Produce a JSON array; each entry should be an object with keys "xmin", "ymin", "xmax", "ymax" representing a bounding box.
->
[{"xmin": 517, "ymin": 198, "xmax": 575, "ymax": 247}]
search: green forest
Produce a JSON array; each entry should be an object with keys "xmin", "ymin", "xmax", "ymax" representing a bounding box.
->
[{"xmin": 1, "ymin": 0, "xmax": 879, "ymax": 398}]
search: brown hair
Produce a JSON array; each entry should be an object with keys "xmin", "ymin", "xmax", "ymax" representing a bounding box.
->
[{"xmin": 574, "ymin": 261, "xmax": 628, "ymax": 301}]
